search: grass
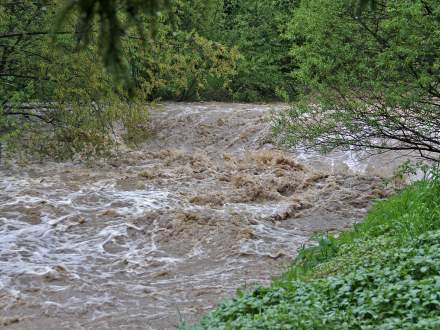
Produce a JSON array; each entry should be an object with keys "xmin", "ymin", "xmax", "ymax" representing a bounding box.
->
[{"xmin": 184, "ymin": 173, "xmax": 440, "ymax": 329}]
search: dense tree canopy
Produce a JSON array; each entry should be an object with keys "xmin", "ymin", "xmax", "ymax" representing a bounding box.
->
[
  {"xmin": 202, "ymin": 0, "xmax": 298, "ymax": 101},
  {"xmin": 0, "ymin": 0, "xmax": 238, "ymax": 159},
  {"xmin": 1, "ymin": 0, "xmax": 439, "ymax": 160}
]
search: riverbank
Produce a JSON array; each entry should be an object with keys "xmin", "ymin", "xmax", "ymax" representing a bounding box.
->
[{"xmin": 189, "ymin": 174, "xmax": 440, "ymax": 329}]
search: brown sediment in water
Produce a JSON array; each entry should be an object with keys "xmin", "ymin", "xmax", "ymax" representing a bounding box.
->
[{"xmin": 0, "ymin": 103, "xmax": 402, "ymax": 329}]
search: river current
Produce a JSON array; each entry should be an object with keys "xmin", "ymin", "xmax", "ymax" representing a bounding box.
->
[{"xmin": 0, "ymin": 103, "xmax": 405, "ymax": 329}]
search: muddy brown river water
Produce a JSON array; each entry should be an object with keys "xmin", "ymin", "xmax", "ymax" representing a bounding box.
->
[{"xmin": 0, "ymin": 103, "xmax": 406, "ymax": 329}]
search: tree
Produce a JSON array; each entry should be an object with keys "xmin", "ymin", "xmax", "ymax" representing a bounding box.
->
[
  {"xmin": 274, "ymin": 0, "xmax": 440, "ymax": 160},
  {"xmin": 124, "ymin": 0, "xmax": 239, "ymax": 101},
  {"xmin": 0, "ymin": 0, "xmax": 150, "ymax": 159},
  {"xmin": 0, "ymin": 0, "xmax": 239, "ymax": 159}
]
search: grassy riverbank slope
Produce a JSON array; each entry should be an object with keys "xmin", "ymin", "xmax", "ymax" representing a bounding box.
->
[{"xmin": 188, "ymin": 175, "xmax": 440, "ymax": 329}]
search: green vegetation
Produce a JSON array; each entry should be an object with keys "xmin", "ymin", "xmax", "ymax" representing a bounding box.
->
[
  {"xmin": 274, "ymin": 0, "xmax": 440, "ymax": 159},
  {"xmin": 3, "ymin": 0, "xmax": 438, "ymax": 159},
  {"xmin": 55, "ymin": 0, "xmax": 169, "ymax": 82},
  {"xmin": 198, "ymin": 0, "xmax": 298, "ymax": 101},
  {"xmin": 0, "ymin": 0, "xmax": 148, "ymax": 159},
  {"xmin": 0, "ymin": 0, "xmax": 238, "ymax": 159},
  {"xmin": 188, "ymin": 170, "xmax": 440, "ymax": 329}
]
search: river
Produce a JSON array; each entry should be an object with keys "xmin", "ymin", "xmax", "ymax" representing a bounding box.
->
[{"xmin": 0, "ymin": 103, "xmax": 405, "ymax": 329}]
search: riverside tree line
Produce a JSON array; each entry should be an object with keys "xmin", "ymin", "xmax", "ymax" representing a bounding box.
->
[{"xmin": 0, "ymin": 0, "xmax": 439, "ymax": 161}]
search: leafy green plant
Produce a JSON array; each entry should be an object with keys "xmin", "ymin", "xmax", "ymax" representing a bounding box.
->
[
  {"xmin": 275, "ymin": 0, "xmax": 440, "ymax": 159},
  {"xmin": 210, "ymin": 0, "xmax": 298, "ymax": 101}
]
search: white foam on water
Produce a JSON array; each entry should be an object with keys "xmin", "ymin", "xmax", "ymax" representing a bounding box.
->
[{"xmin": 0, "ymin": 102, "xmax": 409, "ymax": 329}]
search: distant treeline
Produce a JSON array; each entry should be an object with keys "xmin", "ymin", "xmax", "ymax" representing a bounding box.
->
[{"xmin": 1, "ymin": 0, "xmax": 438, "ymax": 159}]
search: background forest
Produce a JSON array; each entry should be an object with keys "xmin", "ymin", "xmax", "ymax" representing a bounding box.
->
[
  {"xmin": 0, "ymin": 0, "xmax": 297, "ymax": 159},
  {"xmin": 1, "ymin": 0, "xmax": 438, "ymax": 161}
]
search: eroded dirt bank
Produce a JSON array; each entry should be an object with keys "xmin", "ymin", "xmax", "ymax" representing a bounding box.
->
[{"xmin": 0, "ymin": 103, "xmax": 396, "ymax": 329}]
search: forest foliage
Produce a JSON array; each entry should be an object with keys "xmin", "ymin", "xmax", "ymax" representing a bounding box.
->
[
  {"xmin": 274, "ymin": 0, "xmax": 440, "ymax": 160},
  {"xmin": 0, "ymin": 0, "xmax": 439, "ymax": 159},
  {"xmin": 0, "ymin": 0, "xmax": 239, "ymax": 159}
]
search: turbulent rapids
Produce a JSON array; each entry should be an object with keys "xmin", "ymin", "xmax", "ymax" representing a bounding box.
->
[{"xmin": 0, "ymin": 103, "xmax": 400, "ymax": 329}]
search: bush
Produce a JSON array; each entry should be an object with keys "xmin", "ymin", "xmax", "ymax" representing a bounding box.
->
[{"xmin": 0, "ymin": 0, "xmax": 238, "ymax": 159}]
